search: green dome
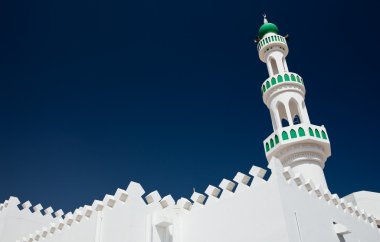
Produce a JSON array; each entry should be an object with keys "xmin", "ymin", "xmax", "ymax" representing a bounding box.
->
[{"xmin": 258, "ymin": 23, "xmax": 279, "ymax": 39}]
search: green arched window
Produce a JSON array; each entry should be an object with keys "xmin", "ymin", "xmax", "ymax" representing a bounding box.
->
[
  {"xmin": 284, "ymin": 74, "xmax": 290, "ymax": 81},
  {"xmin": 298, "ymin": 127, "xmax": 305, "ymax": 137},
  {"xmin": 271, "ymin": 36, "xmax": 274, "ymax": 41},
  {"xmin": 291, "ymin": 74, "xmax": 296, "ymax": 82},
  {"xmin": 265, "ymin": 142, "xmax": 270, "ymax": 152},
  {"xmin": 315, "ymin": 129, "xmax": 321, "ymax": 138},
  {"xmin": 290, "ymin": 129, "xmax": 297, "ymax": 138},
  {"xmin": 271, "ymin": 77, "xmax": 276, "ymax": 85},
  {"xmin": 262, "ymin": 85, "xmax": 266, "ymax": 93},
  {"xmin": 322, "ymin": 131, "xmax": 327, "ymax": 140},
  {"xmin": 309, "ymin": 128, "xmax": 314, "ymax": 136},
  {"xmin": 275, "ymin": 135, "xmax": 279, "ymax": 144},
  {"xmin": 277, "ymin": 75, "xmax": 283, "ymax": 83},
  {"xmin": 282, "ymin": 131, "xmax": 289, "ymax": 140},
  {"xmin": 296, "ymin": 75, "xmax": 301, "ymax": 83},
  {"xmin": 270, "ymin": 139, "xmax": 274, "ymax": 148},
  {"xmin": 266, "ymin": 80, "xmax": 270, "ymax": 89}
]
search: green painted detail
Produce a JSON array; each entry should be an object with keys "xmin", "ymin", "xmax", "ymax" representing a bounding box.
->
[
  {"xmin": 290, "ymin": 129, "xmax": 297, "ymax": 138},
  {"xmin": 264, "ymin": 126, "xmax": 329, "ymax": 154},
  {"xmin": 258, "ymin": 23, "xmax": 279, "ymax": 39},
  {"xmin": 322, "ymin": 131, "xmax": 327, "ymax": 140},
  {"xmin": 271, "ymin": 77, "xmax": 276, "ymax": 85},
  {"xmin": 298, "ymin": 127, "xmax": 305, "ymax": 137},
  {"xmin": 291, "ymin": 74, "xmax": 296, "ymax": 82},
  {"xmin": 315, "ymin": 129, "xmax": 321, "ymax": 138},
  {"xmin": 261, "ymin": 73, "xmax": 304, "ymax": 95},
  {"xmin": 282, "ymin": 131, "xmax": 289, "ymax": 140},
  {"xmin": 284, "ymin": 74, "xmax": 290, "ymax": 81}
]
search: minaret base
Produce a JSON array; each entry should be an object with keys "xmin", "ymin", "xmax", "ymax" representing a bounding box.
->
[{"xmin": 273, "ymin": 143, "xmax": 329, "ymax": 189}]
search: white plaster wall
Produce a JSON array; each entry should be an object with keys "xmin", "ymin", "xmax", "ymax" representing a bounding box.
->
[
  {"xmin": 44, "ymin": 213, "xmax": 98, "ymax": 242},
  {"xmin": 180, "ymin": 176, "xmax": 291, "ymax": 242},
  {"xmin": 271, "ymin": 159, "xmax": 380, "ymax": 242},
  {"xmin": 0, "ymin": 197, "xmax": 62, "ymax": 242}
]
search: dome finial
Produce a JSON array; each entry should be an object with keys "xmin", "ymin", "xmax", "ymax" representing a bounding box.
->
[{"xmin": 263, "ymin": 14, "xmax": 268, "ymax": 24}]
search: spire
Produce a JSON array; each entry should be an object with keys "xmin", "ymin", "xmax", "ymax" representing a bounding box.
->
[{"xmin": 263, "ymin": 14, "xmax": 268, "ymax": 24}]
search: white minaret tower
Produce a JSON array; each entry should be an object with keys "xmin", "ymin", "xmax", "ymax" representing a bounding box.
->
[{"xmin": 257, "ymin": 15, "xmax": 331, "ymax": 188}]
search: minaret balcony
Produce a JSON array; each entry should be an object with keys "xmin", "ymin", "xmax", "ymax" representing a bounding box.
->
[
  {"xmin": 263, "ymin": 123, "xmax": 331, "ymax": 160},
  {"xmin": 257, "ymin": 34, "xmax": 287, "ymax": 52},
  {"xmin": 261, "ymin": 72, "xmax": 306, "ymax": 105},
  {"xmin": 257, "ymin": 34, "xmax": 288, "ymax": 61}
]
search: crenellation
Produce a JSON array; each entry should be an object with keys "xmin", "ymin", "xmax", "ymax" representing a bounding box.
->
[
  {"xmin": 22, "ymin": 201, "xmax": 32, "ymax": 210},
  {"xmin": 126, "ymin": 181, "xmax": 145, "ymax": 198},
  {"xmin": 103, "ymin": 194, "xmax": 116, "ymax": 208},
  {"xmin": 145, "ymin": 191, "xmax": 162, "ymax": 205},
  {"xmin": 282, "ymin": 167, "xmax": 294, "ymax": 182},
  {"xmin": 92, "ymin": 200, "xmax": 104, "ymax": 212},
  {"xmin": 177, "ymin": 198, "xmax": 192, "ymax": 211},
  {"xmin": 114, "ymin": 188, "xmax": 128, "ymax": 203},
  {"xmin": 64, "ymin": 212, "xmax": 74, "ymax": 226},
  {"xmin": 74, "ymin": 209, "xmax": 83, "ymax": 222},
  {"xmin": 44, "ymin": 207, "xmax": 54, "ymax": 216},
  {"xmin": 233, "ymin": 172, "xmax": 251, "ymax": 192},
  {"xmin": 54, "ymin": 209, "xmax": 64, "ymax": 218},
  {"xmin": 249, "ymin": 165, "xmax": 267, "ymax": 179},
  {"xmin": 218, "ymin": 179, "xmax": 236, "ymax": 198},
  {"xmin": 160, "ymin": 195, "xmax": 175, "ymax": 208},
  {"xmin": 292, "ymin": 173, "xmax": 305, "ymax": 187},
  {"xmin": 323, "ymin": 189, "xmax": 332, "ymax": 202},
  {"xmin": 190, "ymin": 192, "xmax": 206, "ymax": 206},
  {"xmin": 41, "ymin": 227, "xmax": 48, "ymax": 238},
  {"xmin": 303, "ymin": 179, "xmax": 315, "ymax": 192},
  {"xmin": 32, "ymin": 204, "xmax": 43, "ymax": 214},
  {"xmin": 330, "ymin": 194, "xmax": 340, "ymax": 206},
  {"xmin": 313, "ymin": 186, "xmax": 323, "ymax": 198},
  {"xmin": 83, "ymin": 205, "xmax": 93, "ymax": 218}
]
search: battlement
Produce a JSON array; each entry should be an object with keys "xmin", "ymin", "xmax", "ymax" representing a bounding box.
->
[{"xmin": 15, "ymin": 160, "xmax": 379, "ymax": 242}]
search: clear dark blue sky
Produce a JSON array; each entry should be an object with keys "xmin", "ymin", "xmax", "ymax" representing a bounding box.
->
[{"xmin": 0, "ymin": 0, "xmax": 379, "ymax": 213}]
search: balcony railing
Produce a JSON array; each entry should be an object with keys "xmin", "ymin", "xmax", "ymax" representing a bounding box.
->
[
  {"xmin": 257, "ymin": 34, "xmax": 287, "ymax": 52},
  {"xmin": 261, "ymin": 72, "xmax": 304, "ymax": 95},
  {"xmin": 263, "ymin": 124, "xmax": 329, "ymax": 154}
]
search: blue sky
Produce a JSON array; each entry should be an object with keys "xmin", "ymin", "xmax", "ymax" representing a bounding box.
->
[{"xmin": 0, "ymin": 0, "xmax": 379, "ymax": 213}]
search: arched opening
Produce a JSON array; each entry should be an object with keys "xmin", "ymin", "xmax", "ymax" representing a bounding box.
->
[
  {"xmin": 277, "ymin": 102, "xmax": 289, "ymax": 128},
  {"xmin": 284, "ymin": 74, "xmax": 290, "ymax": 81},
  {"xmin": 270, "ymin": 58, "xmax": 279, "ymax": 75},
  {"xmin": 290, "ymin": 129, "xmax": 297, "ymax": 138},
  {"xmin": 298, "ymin": 127, "xmax": 305, "ymax": 137},
  {"xmin": 266, "ymin": 80, "xmax": 270, "ymax": 89},
  {"xmin": 315, "ymin": 129, "xmax": 321, "ymax": 138},
  {"xmin": 309, "ymin": 128, "xmax": 314, "ymax": 136},
  {"xmin": 270, "ymin": 139, "xmax": 274, "ymax": 148},
  {"xmin": 289, "ymin": 98, "xmax": 302, "ymax": 124},
  {"xmin": 291, "ymin": 74, "xmax": 296, "ymax": 82},
  {"xmin": 277, "ymin": 75, "xmax": 283, "ymax": 83},
  {"xmin": 271, "ymin": 77, "xmax": 276, "ymax": 85},
  {"xmin": 322, "ymin": 131, "xmax": 327, "ymax": 140},
  {"xmin": 265, "ymin": 143, "xmax": 270, "ymax": 152},
  {"xmin": 282, "ymin": 131, "xmax": 289, "ymax": 140},
  {"xmin": 275, "ymin": 135, "xmax": 279, "ymax": 144}
]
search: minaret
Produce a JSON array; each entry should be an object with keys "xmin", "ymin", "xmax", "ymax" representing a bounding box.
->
[{"xmin": 257, "ymin": 15, "xmax": 331, "ymax": 188}]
